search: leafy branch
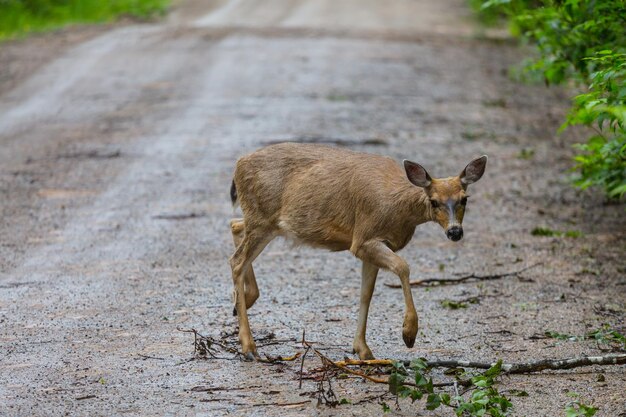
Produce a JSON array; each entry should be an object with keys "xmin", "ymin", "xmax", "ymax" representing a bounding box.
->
[
  {"xmin": 388, "ymin": 359, "xmax": 512, "ymax": 416},
  {"xmin": 475, "ymin": 0, "xmax": 626, "ymax": 198}
]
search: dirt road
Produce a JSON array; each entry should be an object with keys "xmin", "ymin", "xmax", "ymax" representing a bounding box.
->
[{"xmin": 1, "ymin": 0, "xmax": 624, "ymax": 415}]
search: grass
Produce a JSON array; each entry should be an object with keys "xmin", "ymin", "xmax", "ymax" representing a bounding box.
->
[{"xmin": 0, "ymin": 0, "xmax": 169, "ymax": 40}]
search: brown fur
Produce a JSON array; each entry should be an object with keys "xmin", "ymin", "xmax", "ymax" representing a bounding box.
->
[{"xmin": 228, "ymin": 142, "xmax": 486, "ymax": 360}]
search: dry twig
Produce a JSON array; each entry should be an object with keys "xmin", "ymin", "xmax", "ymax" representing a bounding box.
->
[
  {"xmin": 384, "ymin": 263, "xmax": 542, "ymax": 288},
  {"xmin": 302, "ymin": 339, "xmax": 388, "ymax": 384},
  {"xmin": 299, "ymin": 330, "xmax": 311, "ymax": 389},
  {"xmin": 177, "ymin": 327, "xmax": 299, "ymax": 363}
]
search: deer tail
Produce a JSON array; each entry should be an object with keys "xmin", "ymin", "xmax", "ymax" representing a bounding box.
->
[{"xmin": 230, "ymin": 179, "xmax": 238, "ymax": 208}]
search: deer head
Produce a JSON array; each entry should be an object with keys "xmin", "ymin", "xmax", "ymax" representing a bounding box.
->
[{"xmin": 404, "ymin": 155, "xmax": 488, "ymax": 242}]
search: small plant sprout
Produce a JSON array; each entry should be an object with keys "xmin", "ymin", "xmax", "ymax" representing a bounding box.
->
[{"xmin": 565, "ymin": 392, "xmax": 598, "ymax": 417}]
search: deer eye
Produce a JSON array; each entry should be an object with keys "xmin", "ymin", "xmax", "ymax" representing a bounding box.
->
[
  {"xmin": 430, "ymin": 199, "xmax": 440, "ymax": 208},
  {"xmin": 460, "ymin": 196, "xmax": 468, "ymax": 205}
]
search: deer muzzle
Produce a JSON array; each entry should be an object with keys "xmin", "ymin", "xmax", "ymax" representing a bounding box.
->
[{"xmin": 446, "ymin": 225, "xmax": 463, "ymax": 242}]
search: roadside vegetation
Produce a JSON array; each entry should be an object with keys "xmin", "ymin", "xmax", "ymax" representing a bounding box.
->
[
  {"xmin": 0, "ymin": 0, "xmax": 169, "ymax": 40},
  {"xmin": 471, "ymin": 0, "xmax": 626, "ymax": 199}
]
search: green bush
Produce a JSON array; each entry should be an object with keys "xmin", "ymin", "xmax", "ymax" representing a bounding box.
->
[
  {"xmin": 0, "ymin": 0, "xmax": 169, "ymax": 39},
  {"xmin": 473, "ymin": 0, "xmax": 626, "ymax": 199}
]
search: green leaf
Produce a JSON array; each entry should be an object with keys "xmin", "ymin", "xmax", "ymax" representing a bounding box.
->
[
  {"xmin": 415, "ymin": 372, "xmax": 429, "ymax": 387},
  {"xmin": 473, "ymin": 378, "xmax": 490, "ymax": 388},
  {"xmin": 409, "ymin": 389, "xmax": 424, "ymax": 402},
  {"xmin": 508, "ymin": 389, "xmax": 529, "ymax": 397},
  {"xmin": 410, "ymin": 358, "xmax": 428, "ymax": 370},
  {"xmin": 388, "ymin": 369, "xmax": 405, "ymax": 395},
  {"xmin": 472, "ymin": 390, "xmax": 488, "ymax": 401},
  {"xmin": 425, "ymin": 393, "xmax": 441, "ymax": 410},
  {"xmin": 484, "ymin": 360, "xmax": 503, "ymax": 378},
  {"xmin": 440, "ymin": 299, "xmax": 468, "ymax": 309}
]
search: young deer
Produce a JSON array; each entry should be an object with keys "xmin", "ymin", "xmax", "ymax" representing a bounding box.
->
[{"xmin": 229, "ymin": 143, "xmax": 487, "ymax": 360}]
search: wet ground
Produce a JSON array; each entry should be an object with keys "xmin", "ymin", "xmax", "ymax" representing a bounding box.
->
[{"xmin": 0, "ymin": 0, "xmax": 624, "ymax": 416}]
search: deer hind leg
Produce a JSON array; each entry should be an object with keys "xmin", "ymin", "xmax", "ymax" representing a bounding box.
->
[
  {"xmin": 352, "ymin": 240, "xmax": 418, "ymax": 349},
  {"xmin": 230, "ymin": 218, "xmax": 259, "ymax": 314},
  {"xmin": 229, "ymin": 224, "xmax": 273, "ymax": 360},
  {"xmin": 353, "ymin": 261, "xmax": 379, "ymax": 360}
]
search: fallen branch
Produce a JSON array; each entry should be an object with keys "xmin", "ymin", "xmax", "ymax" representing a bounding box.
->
[
  {"xmin": 384, "ymin": 263, "xmax": 542, "ymax": 288},
  {"xmin": 302, "ymin": 339, "xmax": 388, "ymax": 384},
  {"xmin": 177, "ymin": 327, "xmax": 239, "ymax": 360},
  {"xmin": 336, "ymin": 354, "xmax": 626, "ymax": 374},
  {"xmin": 335, "ymin": 358, "xmax": 395, "ymax": 367},
  {"xmin": 429, "ymin": 354, "xmax": 626, "ymax": 374},
  {"xmin": 153, "ymin": 212, "xmax": 207, "ymax": 220},
  {"xmin": 258, "ymin": 352, "xmax": 302, "ymax": 363},
  {"xmin": 251, "ymin": 400, "xmax": 311, "ymax": 407},
  {"xmin": 177, "ymin": 327, "xmax": 299, "ymax": 363},
  {"xmin": 137, "ymin": 353, "xmax": 165, "ymax": 361},
  {"xmin": 299, "ymin": 330, "xmax": 311, "ymax": 389},
  {"xmin": 301, "ymin": 338, "xmax": 456, "ymax": 388},
  {"xmin": 188, "ymin": 385, "xmax": 260, "ymax": 393},
  {"xmin": 58, "ymin": 149, "xmax": 121, "ymax": 160}
]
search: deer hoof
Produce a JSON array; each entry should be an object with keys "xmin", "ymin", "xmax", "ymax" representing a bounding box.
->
[
  {"xmin": 358, "ymin": 349, "xmax": 375, "ymax": 360},
  {"xmin": 402, "ymin": 332, "xmax": 416, "ymax": 348},
  {"xmin": 402, "ymin": 313, "xmax": 418, "ymax": 348},
  {"xmin": 240, "ymin": 339, "xmax": 258, "ymax": 361},
  {"xmin": 353, "ymin": 343, "xmax": 375, "ymax": 360}
]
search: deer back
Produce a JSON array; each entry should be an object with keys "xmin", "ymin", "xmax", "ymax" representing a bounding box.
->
[{"xmin": 233, "ymin": 143, "xmax": 428, "ymax": 251}]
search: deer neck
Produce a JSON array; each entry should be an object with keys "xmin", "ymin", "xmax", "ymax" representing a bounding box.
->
[{"xmin": 395, "ymin": 182, "xmax": 432, "ymax": 226}]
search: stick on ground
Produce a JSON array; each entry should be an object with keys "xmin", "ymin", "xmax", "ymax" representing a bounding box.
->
[
  {"xmin": 336, "ymin": 354, "xmax": 626, "ymax": 374},
  {"xmin": 421, "ymin": 353, "xmax": 626, "ymax": 374},
  {"xmin": 384, "ymin": 263, "xmax": 542, "ymax": 288}
]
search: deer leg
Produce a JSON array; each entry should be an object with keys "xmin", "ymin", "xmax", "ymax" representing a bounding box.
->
[
  {"xmin": 352, "ymin": 240, "xmax": 418, "ymax": 349},
  {"xmin": 230, "ymin": 218, "xmax": 259, "ymax": 314},
  {"xmin": 229, "ymin": 227, "xmax": 273, "ymax": 360},
  {"xmin": 353, "ymin": 261, "xmax": 379, "ymax": 360}
]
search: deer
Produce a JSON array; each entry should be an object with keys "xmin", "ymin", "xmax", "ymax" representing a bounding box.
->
[{"xmin": 228, "ymin": 142, "xmax": 487, "ymax": 361}]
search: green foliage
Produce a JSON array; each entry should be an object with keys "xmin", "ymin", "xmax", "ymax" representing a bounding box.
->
[
  {"xmin": 440, "ymin": 297, "xmax": 480, "ymax": 309},
  {"xmin": 455, "ymin": 361, "xmax": 513, "ymax": 417},
  {"xmin": 565, "ymin": 393, "xmax": 598, "ymax": 417},
  {"xmin": 545, "ymin": 330, "xmax": 585, "ymax": 342},
  {"xmin": 381, "ymin": 401, "xmax": 391, "ymax": 412},
  {"xmin": 476, "ymin": 0, "xmax": 626, "ymax": 198},
  {"xmin": 566, "ymin": 52, "xmax": 626, "ymax": 198},
  {"xmin": 441, "ymin": 299, "xmax": 469, "ymax": 309},
  {"xmin": 517, "ymin": 148, "xmax": 535, "ymax": 160},
  {"xmin": 586, "ymin": 324, "xmax": 626, "ymax": 350},
  {"xmin": 387, "ymin": 359, "xmax": 512, "ymax": 416},
  {"xmin": 545, "ymin": 324, "xmax": 626, "ymax": 351},
  {"xmin": 0, "ymin": 0, "xmax": 169, "ymax": 39}
]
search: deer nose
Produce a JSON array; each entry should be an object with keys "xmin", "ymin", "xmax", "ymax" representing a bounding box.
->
[{"xmin": 446, "ymin": 226, "xmax": 463, "ymax": 242}]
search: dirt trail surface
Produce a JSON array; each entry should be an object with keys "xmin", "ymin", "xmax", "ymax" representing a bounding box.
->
[{"xmin": 1, "ymin": 1, "xmax": 625, "ymax": 416}]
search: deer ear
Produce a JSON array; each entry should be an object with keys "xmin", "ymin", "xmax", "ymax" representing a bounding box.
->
[
  {"xmin": 404, "ymin": 160, "xmax": 432, "ymax": 188},
  {"xmin": 460, "ymin": 155, "xmax": 487, "ymax": 185}
]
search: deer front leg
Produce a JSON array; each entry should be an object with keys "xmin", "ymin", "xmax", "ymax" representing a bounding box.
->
[
  {"xmin": 353, "ymin": 261, "xmax": 379, "ymax": 360},
  {"xmin": 229, "ymin": 228, "xmax": 273, "ymax": 360},
  {"xmin": 352, "ymin": 240, "xmax": 418, "ymax": 349},
  {"xmin": 230, "ymin": 218, "xmax": 259, "ymax": 313}
]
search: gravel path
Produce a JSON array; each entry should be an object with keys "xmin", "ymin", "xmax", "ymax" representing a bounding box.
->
[{"xmin": 1, "ymin": 1, "xmax": 624, "ymax": 415}]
